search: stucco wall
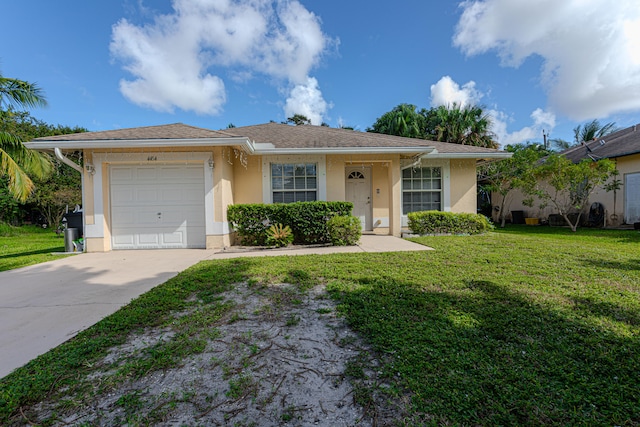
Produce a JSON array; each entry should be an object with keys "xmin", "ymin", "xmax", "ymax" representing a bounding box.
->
[
  {"xmin": 492, "ymin": 154, "xmax": 640, "ymax": 226},
  {"xmin": 232, "ymin": 153, "xmax": 263, "ymax": 204},
  {"xmin": 449, "ymin": 159, "xmax": 478, "ymax": 213}
]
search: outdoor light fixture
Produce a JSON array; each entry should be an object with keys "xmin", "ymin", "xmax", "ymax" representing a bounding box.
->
[
  {"xmin": 85, "ymin": 162, "xmax": 96, "ymax": 175},
  {"xmin": 208, "ymin": 158, "xmax": 214, "ymax": 169}
]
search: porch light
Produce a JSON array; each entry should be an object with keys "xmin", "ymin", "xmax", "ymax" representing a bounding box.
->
[
  {"xmin": 208, "ymin": 158, "xmax": 214, "ymax": 169},
  {"xmin": 85, "ymin": 162, "xmax": 96, "ymax": 175}
]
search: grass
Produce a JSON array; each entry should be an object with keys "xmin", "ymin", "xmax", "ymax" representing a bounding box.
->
[
  {"xmin": 0, "ymin": 224, "xmax": 69, "ymax": 271},
  {"xmin": 1, "ymin": 226, "xmax": 639, "ymax": 425}
]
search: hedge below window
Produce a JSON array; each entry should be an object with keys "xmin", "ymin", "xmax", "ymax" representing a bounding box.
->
[{"xmin": 228, "ymin": 201, "xmax": 353, "ymax": 245}]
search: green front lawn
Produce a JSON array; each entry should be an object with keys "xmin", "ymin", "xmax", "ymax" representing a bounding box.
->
[
  {"xmin": 1, "ymin": 226, "xmax": 639, "ymax": 425},
  {"xmin": 0, "ymin": 224, "xmax": 69, "ymax": 272}
]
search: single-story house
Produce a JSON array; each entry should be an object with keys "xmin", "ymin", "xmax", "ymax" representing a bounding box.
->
[
  {"xmin": 25, "ymin": 123, "xmax": 510, "ymax": 251},
  {"xmin": 496, "ymin": 122, "xmax": 640, "ymax": 226}
]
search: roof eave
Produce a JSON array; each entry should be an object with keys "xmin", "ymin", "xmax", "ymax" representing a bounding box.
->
[
  {"xmin": 251, "ymin": 147, "xmax": 435, "ymax": 155},
  {"xmin": 422, "ymin": 152, "xmax": 513, "ymax": 160},
  {"xmin": 24, "ymin": 137, "xmax": 253, "ymax": 151}
]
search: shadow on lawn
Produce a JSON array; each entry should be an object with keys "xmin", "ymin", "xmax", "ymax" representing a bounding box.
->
[
  {"xmin": 0, "ymin": 247, "xmax": 65, "ymax": 259},
  {"xmin": 494, "ymin": 225, "xmax": 640, "ymax": 242},
  {"xmin": 331, "ymin": 275, "xmax": 640, "ymax": 426},
  {"xmin": 581, "ymin": 258, "xmax": 640, "ymax": 271}
]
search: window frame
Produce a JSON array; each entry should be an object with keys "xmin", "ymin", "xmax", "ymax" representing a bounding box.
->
[
  {"xmin": 270, "ymin": 162, "xmax": 318, "ymax": 203},
  {"xmin": 401, "ymin": 166, "xmax": 444, "ymax": 214},
  {"xmin": 262, "ymin": 155, "xmax": 326, "ymax": 203}
]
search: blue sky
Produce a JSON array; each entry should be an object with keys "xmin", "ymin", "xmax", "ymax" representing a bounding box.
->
[{"xmin": 2, "ymin": 0, "xmax": 640, "ymax": 147}]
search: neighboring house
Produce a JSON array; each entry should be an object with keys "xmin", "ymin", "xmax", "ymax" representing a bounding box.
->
[
  {"xmin": 498, "ymin": 122, "xmax": 640, "ymax": 226},
  {"xmin": 25, "ymin": 123, "xmax": 509, "ymax": 252}
]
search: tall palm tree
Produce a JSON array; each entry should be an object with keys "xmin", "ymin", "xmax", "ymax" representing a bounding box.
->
[
  {"xmin": 573, "ymin": 119, "xmax": 616, "ymax": 145},
  {"xmin": 0, "ymin": 74, "xmax": 52, "ymax": 202},
  {"xmin": 427, "ymin": 104, "xmax": 497, "ymax": 148}
]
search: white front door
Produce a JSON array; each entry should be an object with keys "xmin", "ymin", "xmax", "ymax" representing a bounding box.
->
[
  {"xmin": 625, "ymin": 172, "xmax": 640, "ymax": 224},
  {"xmin": 110, "ymin": 164, "xmax": 206, "ymax": 249},
  {"xmin": 345, "ymin": 167, "xmax": 372, "ymax": 231}
]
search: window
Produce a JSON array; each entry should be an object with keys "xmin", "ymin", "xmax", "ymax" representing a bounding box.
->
[
  {"xmin": 402, "ymin": 167, "xmax": 442, "ymax": 213},
  {"xmin": 271, "ymin": 163, "xmax": 317, "ymax": 203}
]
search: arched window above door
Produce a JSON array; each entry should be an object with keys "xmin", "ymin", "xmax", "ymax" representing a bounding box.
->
[{"xmin": 348, "ymin": 171, "xmax": 365, "ymax": 180}]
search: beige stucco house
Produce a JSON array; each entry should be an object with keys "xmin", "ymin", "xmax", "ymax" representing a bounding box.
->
[
  {"xmin": 495, "ymin": 122, "xmax": 640, "ymax": 226},
  {"xmin": 26, "ymin": 123, "xmax": 509, "ymax": 252}
]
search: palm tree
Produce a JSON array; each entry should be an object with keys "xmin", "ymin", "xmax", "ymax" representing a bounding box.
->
[
  {"xmin": 573, "ymin": 119, "xmax": 616, "ymax": 145},
  {"xmin": 427, "ymin": 104, "xmax": 497, "ymax": 148},
  {"xmin": 367, "ymin": 104, "xmax": 427, "ymax": 139},
  {"xmin": 0, "ymin": 74, "xmax": 52, "ymax": 202}
]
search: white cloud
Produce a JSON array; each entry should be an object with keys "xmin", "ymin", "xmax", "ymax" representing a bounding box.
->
[
  {"xmin": 490, "ymin": 107, "xmax": 556, "ymax": 147},
  {"xmin": 111, "ymin": 0, "xmax": 334, "ymax": 118},
  {"xmin": 453, "ymin": 0, "xmax": 640, "ymax": 121},
  {"xmin": 430, "ymin": 75, "xmax": 556, "ymax": 146},
  {"xmin": 284, "ymin": 77, "xmax": 329, "ymax": 125},
  {"xmin": 430, "ymin": 76, "xmax": 482, "ymax": 108}
]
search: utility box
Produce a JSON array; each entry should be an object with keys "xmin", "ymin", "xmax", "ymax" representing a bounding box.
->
[{"xmin": 64, "ymin": 228, "xmax": 79, "ymax": 252}]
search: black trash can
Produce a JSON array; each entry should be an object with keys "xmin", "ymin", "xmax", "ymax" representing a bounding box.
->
[
  {"xmin": 62, "ymin": 212, "xmax": 83, "ymax": 236},
  {"xmin": 64, "ymin": 228, "xmax": 79, "ymax": 252},
  {"xmin": 511, "ymin": 210, "xmax": 525, "ymax": 224}
]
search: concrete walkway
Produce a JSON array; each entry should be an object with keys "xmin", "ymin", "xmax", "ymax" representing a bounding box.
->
[{"xmin": 0, "ymin": 235, "xmax": 429, "ymax": 378}]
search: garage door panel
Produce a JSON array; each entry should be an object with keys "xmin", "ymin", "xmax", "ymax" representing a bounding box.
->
[
  {"xmin": 111, "ymin": 167, "xmax": 134, "ymax": 182},
  {"xmin": 138, "ymin": 232, "xmax": 161, "ymax": 245},
  {"xmin": 137, "ymin": 189, "xmax": 159, "ymax": 203},
  {"xmin": 136, "ymin": 167, "xmax": 158, "ymax": 181},
  {"xmin": 112, "ymin": 233, "xmax": 135, "ymax": 246},
  {"xmin": 111, "ymin": 188, "xmax": 134, "ymax": 204},
  {"xmin": 110, "ymin": 164, "xmax": 206, "ymax": 249}
]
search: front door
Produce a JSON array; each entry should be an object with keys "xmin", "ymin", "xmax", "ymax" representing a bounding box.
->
[{"xmin": 345, "ymin": 167, "xmax": 372, "ymax": 231}]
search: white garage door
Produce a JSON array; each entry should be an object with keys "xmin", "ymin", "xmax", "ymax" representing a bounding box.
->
[{"xmin": 110, "ymin": 164, "xmax": 206, "ymax": 249}]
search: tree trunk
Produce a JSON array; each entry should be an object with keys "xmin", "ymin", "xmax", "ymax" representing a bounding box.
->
[{"xmin": 563, "ymin": 213, "xmax": 581, "ymax": 232}]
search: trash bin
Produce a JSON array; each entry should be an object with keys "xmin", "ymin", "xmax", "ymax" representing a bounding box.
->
[
  {"xmin": 511, "ymin": 210, "xmax": 525, "ymax": 224},
  {"xmin": 62, "ymin": 211, "xmax": 83, "ymax": 236},
  {"xmin": 64, "ymin": 228, "xmax": 79, "ymax": 252}
]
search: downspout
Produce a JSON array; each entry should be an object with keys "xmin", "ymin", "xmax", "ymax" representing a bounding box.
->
[
  {"xmin": 54, "ymin": 147, "xmax": 83, "ymax": 173},
  {"xmin": 54, "ymin": 148, "xmax": 86, "ymax": 252}
]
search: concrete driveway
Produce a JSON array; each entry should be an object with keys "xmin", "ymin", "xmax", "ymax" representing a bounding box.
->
[{"xmin": 0, "ymin": 235, "xmax": 429, "ymax": 378}]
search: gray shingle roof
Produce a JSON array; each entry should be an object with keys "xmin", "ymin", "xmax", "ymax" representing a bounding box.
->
[
  {"xmin": 29, "ymin": 121, "xmax": 508, "ymax": 157},
  {"xmin": 562, "ymin": 123, "xmax": 640, "ymax": 162},
  {"xmin": 33, "ymin": 123, "xmax": 236, "ymax": 141},
  {"xmin": 225, "ymin": 122, "xmax": 503, "ymax": 154}
]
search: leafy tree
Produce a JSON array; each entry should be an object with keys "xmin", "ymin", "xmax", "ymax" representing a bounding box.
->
[
  {"xmin": 0, "ymin": 74, "xmax": 52, "ymax": 202},
  {"xmin": 367, "ymin": 104, "xmax": 427, "ymax": 138},
  {"xmin": 478, "ymin": 144, "xmax": 547, "ymax": 227},
  {"xmin": 285, "ymin": 114, "xmax": 312, "ymax": 126},
  {"xmin": 28, "ymin": 152, "xmax": 83, "ymax": 228},
  {"xmin": 573, "ymin": 119, "xmax": 616, "ymax": 144},
  {"xmin": 521, "ymin": 154, "xmax": 615, "ymax": 231},
  {"xmin": 425, "ymin": 103, "xmax": 497, "ymax": 148}
]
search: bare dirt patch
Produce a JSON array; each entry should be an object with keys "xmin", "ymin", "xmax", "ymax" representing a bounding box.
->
[{"xmin": 29, "ymin": 282, "xmax": 406, "ymax": 426}]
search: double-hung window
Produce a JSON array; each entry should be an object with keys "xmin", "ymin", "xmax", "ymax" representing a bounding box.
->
[
  {"xmin": 402, "ymin": 167, "xmax": 442, "ymax": 214},
  {"xmin": 271, "ymin": 163, "xmax": 317, "ymax": 203}
]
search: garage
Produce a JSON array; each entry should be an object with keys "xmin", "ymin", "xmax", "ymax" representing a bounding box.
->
[{"xmin": 110, "ymin": 163, "xmax": 206, "ymax": 249}]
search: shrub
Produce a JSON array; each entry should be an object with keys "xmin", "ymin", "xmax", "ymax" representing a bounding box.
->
[
  {"xmin": 227, "ymin": 201, "xmax": 353, "ymax": 245},
  {"xmin": 265, "ymin": 224, "xmax": 294, "ymax": 247},
  {"xmin": 327, "ymin": 215, "xmax": 361, "ymax": 246},
  {"xmin": 408, "ymin": 211, "xmax": 493, "ymax": 235}
]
